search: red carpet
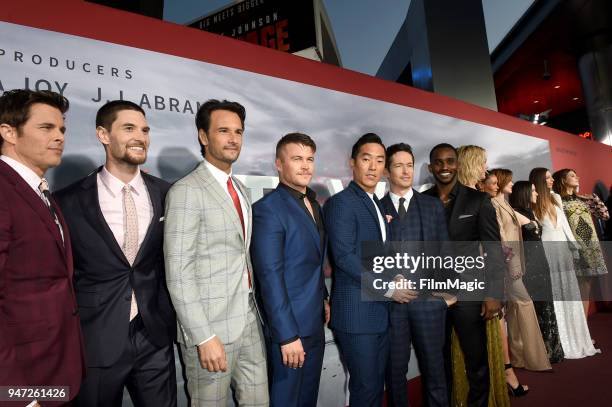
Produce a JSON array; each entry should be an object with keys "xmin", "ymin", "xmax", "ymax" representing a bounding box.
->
[{"xmin": 511, "ymin": 311, "xmax": 612, "ymax": 407}]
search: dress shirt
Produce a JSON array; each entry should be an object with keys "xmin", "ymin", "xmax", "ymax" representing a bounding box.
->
[
  {"xmin": 97, "ymin": 166, "xmax": 152, "ymax": 249},
  {"xmin": 389, "ymin": 188, "xmax": 414, "ymax": 215},
  {"xmin": 278, "ymin": 182, "xmax": 325, "ymax": 249},
  {"xmin": 1, "ymin": 155, "xmax": 45, "ymax": 198},
  {"xmin": 366, "ymin": 192, "xmax": 386, "ymax": 242},
  {"xmin": 204, "ymin": 159, "xmax": 249, "ymax": 242}
]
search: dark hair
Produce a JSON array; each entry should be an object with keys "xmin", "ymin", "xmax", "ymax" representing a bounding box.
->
[
  {"xmin": 195, "ymin": 99, "xmax": 246, "ymax": 158},
  {"xmin": 552, "ymin": 168, "xmax": 576, "ymax": 198},
  {"xmin": 95, "ymin": 100, "xmax": 145, "ymax": 130},
  {"xmin": 509, "ymin": 181, "xmax": 533, "ymax": 210},
  {"xmin": 275, "ymin": 132, "xmax": 316, "ymax": 158},
  {"xmin": 0, "ymin": 89, "xmax": 69, "ymax": 149},
  {"xmin": 429, "ymin": 143, "xmax": 457, "ymax": 162},
  {"xmin": 529, "ymin": 167, "xmax": 558, "ymax": 220},
  {"xmin": 385, "ymin": 143, "xmax": 414, "ymax": 169},
  {"xmin": 350, "ymin": 132, "xmax": 385, "ymax": 159}
]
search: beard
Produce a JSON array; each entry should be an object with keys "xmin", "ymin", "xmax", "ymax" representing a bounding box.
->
[{"xmin": 121, "ymin": 148, "xmax": 147, "ymax": 165}]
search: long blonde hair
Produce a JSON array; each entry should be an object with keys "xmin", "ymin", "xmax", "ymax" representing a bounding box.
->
[{"xmin": 457, "ymin": 145, "xmax": 486, "ymax": 187}]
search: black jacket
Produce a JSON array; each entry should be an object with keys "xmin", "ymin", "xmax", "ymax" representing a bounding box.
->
[
  {"xmin": 423, "ymin": 182, "xmax": 505, "ymax": 300},
  {"xmin": 54, "ymin": 167, "xmax": 176, "ymax": 367}
]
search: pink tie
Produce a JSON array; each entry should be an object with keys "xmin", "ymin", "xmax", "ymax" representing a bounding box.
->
[{"xmin": 122, "ymin": 185, "xmax": 139, "ymax": 321}]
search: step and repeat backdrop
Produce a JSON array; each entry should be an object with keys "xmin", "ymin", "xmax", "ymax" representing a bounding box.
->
[{"xmin": 0, "ymin": 20, "xmax": 552, "ymax": 406}]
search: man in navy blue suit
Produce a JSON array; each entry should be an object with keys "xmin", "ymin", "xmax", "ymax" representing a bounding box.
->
[
  {"xmin": 381, "ymin": 143, "xmax": 452, "ymax": 407},
  {"xmin": 251, "ymin": 133, "xmax": 329, "ymax": 407},
  {"xmin": 324, "ymin": 133, "xmax": 415, "ymax": 407}
]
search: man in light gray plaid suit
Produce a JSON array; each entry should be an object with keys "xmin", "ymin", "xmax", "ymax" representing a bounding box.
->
[{"xmin": 164, "ymin": 99, "xmax": 268, "ymax": 406}]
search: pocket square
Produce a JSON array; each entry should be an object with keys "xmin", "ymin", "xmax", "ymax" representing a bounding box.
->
[
  {"xmin": 159, "ymin": 216, "xmax": 165, "ymax": 222},
  {"xmin": 458, "ymin": 214, "xmax": 473, "ymax": 219}
]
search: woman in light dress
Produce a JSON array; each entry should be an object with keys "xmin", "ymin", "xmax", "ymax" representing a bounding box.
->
[
  {"xmin": 488, "ymin": 169, "xmax": 551, "ymax": 374},
  {"xmin": 529, "ymin": 168, "xmax": 600, "ymax": 359}
]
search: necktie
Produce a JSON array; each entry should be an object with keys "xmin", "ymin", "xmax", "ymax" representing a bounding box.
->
[
  {"xmin": 122, "ymin": 185, "xmax": 139, "ymax": 321},
  {"xmin": 227, "ymin": 177, "xmax": 245, "ymax": 235},
  {"xmin": 38, "ymin": 178, "xmax": 64, "ymax": 243},
  {"xmin": 398, "ymin": 197, "xmax": 407, "ymax": 219},
  {"xmin": 227, "ymin": 177, "xmax": 251, "ymax": 289}
]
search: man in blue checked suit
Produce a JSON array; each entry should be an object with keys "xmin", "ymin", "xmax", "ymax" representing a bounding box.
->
[
  {"xmin": 381, "ymin": 143, "xmax": 452, "ymax": 407},
  {"xmin": 251, "ymin": 133, "xmax": 329, "ymax": 407},
  {"xmin": 324, "ymin": 133, "xmax": 416, "ymax": 407}
]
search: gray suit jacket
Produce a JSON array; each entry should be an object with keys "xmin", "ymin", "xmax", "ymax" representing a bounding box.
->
[{"xmin": 164, "ymin": 161, "xmax": 254, "ymax": 346}]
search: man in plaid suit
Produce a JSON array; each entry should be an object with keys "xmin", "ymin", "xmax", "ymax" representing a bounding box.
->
[
  {"xmin": 380, "ymin": 143, "xmax": 450, "ymax": 407},
  {"xmin": 164, "ymin": 99, "xmax": 268, "ymax": 406}
]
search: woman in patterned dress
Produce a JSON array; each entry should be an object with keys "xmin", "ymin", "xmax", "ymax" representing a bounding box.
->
[{"xmin": 553, "ymin": 168, "xmax": 608, "ymax": 318}]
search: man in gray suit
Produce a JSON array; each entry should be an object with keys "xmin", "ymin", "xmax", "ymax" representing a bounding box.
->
[{"xmin": 164, "ymin": 99, "xmax": 268, "ymax": 406}]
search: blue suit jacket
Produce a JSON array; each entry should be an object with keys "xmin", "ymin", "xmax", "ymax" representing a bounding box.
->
[
  {"xmin": 324, "ymin": 181, "xmax": 390, "ymax": 334},
  {"xmin": 251, "ymin": 186, "xmax": 327, "ymax": 344}
]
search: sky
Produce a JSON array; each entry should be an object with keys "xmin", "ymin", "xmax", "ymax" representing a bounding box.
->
[{"xmin": 163, "ymin": 0, "xmax": 535, "ymax": 75}]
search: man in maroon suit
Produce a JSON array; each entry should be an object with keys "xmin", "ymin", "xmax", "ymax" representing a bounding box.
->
[{"xmin": 0, "ymin": 89, "xmax": 85, "ymax": 405}]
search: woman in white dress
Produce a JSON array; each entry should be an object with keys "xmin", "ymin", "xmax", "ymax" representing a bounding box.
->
[{"xmin": 528, "ymin": 167, "xmax": 600, "ymax": 359}]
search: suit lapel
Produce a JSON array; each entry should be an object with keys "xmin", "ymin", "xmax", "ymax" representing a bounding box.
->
[
  {"xmin": 133, "ymin": 174, "xmax": 161, "ymax": 265},
  {"xmin": 278, "ymin": 187, "xmax": 321, "ymax": 255},
  {"xmin": 78, "ymin": 170, "xmax": 130, "ymax": 265},
  {"xmin": 196, "ymin": 163, "xmax": 246, "ymax": 242},
  {"xmin": 447, "ymin": 184, "xmax": 462, "ymax": 238},
  {"xmin": 232, "ymin": 175, "xmax": 251, "ymax": 244},
  {"xmin": 0, "ymin": 160, "xmax": 67, "ymax": 262},
  {"xmin": 15, "ymin": 176, "xmax": 67, "ymax": 261},
  {"xmin": 351, "ymin": 182, "xmax": 383, "ymax": 240}
]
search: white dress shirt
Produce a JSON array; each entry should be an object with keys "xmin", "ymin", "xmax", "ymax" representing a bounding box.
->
[
  {"xmin": 204, "ymin": 159, "xmax": 249, "ymax": 241},
  {"xmin": 1, "ymin": 155, "xmax": 45, "ymax": 198},
  {"xmin": 97, "ymin": 167, "xmax": 152, "ymax": 250},
  {"xmin": 367, "ymin": 192, "xmax": 386, "ymax": 242},
  {"xmin": 389, "ymin": 188, "xmax": 414, "ymax": 214}
]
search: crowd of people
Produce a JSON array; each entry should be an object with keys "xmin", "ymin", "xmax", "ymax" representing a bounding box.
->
[{"xmin": 0, "ymin": 88, "xmax": 610, "ymax": 407}]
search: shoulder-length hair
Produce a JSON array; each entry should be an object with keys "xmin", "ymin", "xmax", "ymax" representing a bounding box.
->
[
  {"xmin": 490, "ymin": 168, "xmax": 513, "ymax": 193},
  {"xmin": 509, "ymin": 180, "xmax": 532, "ymax": 210},
  {"xmin": 552, "ymin": 168, "xmax": 575, "ymax": 198},
  {"xmin": 457, "ymin": 145, "xmax": 486, "ymax": 187}
]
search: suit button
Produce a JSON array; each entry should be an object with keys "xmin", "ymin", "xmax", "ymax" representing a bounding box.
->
[{"xmin": 72, "ymin": 308, "xmax": 79, "ymax": 316}]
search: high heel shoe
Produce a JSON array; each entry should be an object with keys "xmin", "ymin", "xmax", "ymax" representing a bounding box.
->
[{"xmin": 505, "ymin": 363, "xmax": 529, "ymax": 397}]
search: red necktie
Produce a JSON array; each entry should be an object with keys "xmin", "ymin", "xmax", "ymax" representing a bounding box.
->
[{"xmin": 227, "ymin": 177, "xmax": 251, "ymax": 288}]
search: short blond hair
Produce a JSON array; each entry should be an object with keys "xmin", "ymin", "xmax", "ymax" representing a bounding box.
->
[{"xmin": 457, "ymin": 145, "xmax": 486, "ymax": 187}]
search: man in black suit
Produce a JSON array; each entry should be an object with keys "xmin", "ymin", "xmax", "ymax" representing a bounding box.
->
[
  {"xmin": 55, "ymin": 100, "xmax": 176, "ymax": 406},
  {"xmin": 381, "ymin": 143, "xmax": 451, "ymax": 407},
  {"xmin": 423, "ymin": 143, "xmax": 503, "ymax": 407}
]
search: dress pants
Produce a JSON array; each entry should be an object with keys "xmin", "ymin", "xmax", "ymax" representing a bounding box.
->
[
  {"xmin": 74, "ymin": 315, "xmax": 177, "ymax": 407},
  {"xmin": 181, "ymin": 304, "xmax": 269, "ymax": 407},
  {"xmin": 444, "ymin": 302, "xmax": 489, "ymax": 407},
  {"xmin": 266, "ymin": 327, "xmax": 325, "ymax": 407},
  {"xmin": 334, "ymin": 330, "xmax": 388, "ymax": 407},
  {"xmin": 386, "ymin": 296, "xmax": 448, "ymax": 407}
]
